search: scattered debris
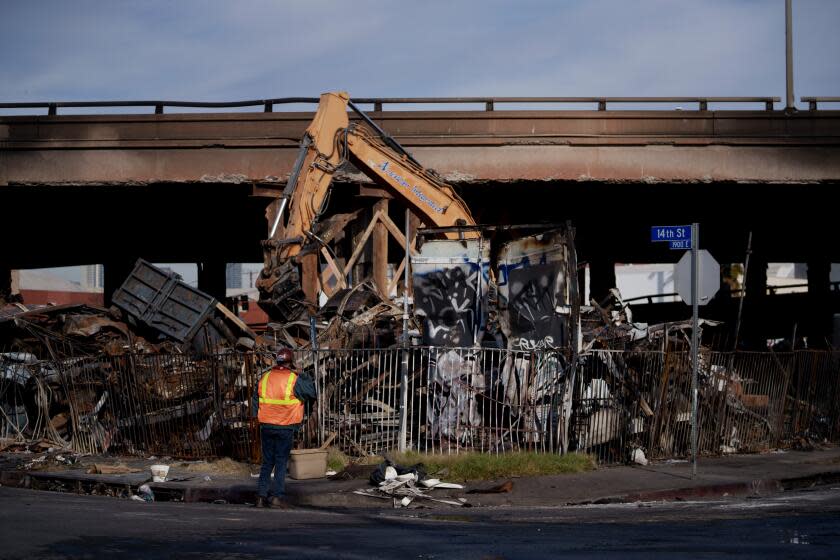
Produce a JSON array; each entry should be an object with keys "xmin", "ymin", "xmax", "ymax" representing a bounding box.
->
[
  {"xmin": 151, "ymin": 464, "xmax": 170, "ymax": 482},
  {"xmin": 133, "ymin": 484, "xmax": 154, "ymax": 502},
  {"xmin": 0, "ymin": 260, "xmax": 275, "ymax": 459},
  {"xmin": 355, "ymin": 460, "xmax": 468, "ymax": 507},
  {"xmin": 87, "ymin": 463, "xmax": 142, "ymax": 475},
  {"xmin": 631, "ymin": 448, "xmax": 649, "ymax": 466}
]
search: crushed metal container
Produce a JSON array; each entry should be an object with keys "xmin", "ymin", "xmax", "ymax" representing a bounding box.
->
[{"xmin": 112, "ymin": 259, "xmax": 216, "ymax": 342}]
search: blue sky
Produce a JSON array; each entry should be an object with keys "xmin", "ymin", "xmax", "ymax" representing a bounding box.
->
[
  {"xmin": 4, "ymin": 1, "xmax": 838, "ymax": 286},
  {"xmin": 2, "ymin": 0, "xmax": 838, "ymax": 108}
]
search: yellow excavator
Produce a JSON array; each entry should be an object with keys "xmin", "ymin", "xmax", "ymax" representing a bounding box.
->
[{"xmin": 257, "ymin": 91, "xmax": 479, "ymax": 321}]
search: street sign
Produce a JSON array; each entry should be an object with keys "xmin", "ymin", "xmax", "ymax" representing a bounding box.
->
[
  {"xmin": 674, "ymin": 249, "xmax": 720, "ymax": 305},
  {"xmin": 651, "ymin": 225, "xmax": 691, "ymax": 245}
]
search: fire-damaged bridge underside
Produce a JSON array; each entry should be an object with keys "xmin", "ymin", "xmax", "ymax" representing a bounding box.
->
[
  {"xmin": 2, "ymin": 104, "xmax": 840, "ymax": 349},
  {"xmin": 2, "ymin": 108, "xmax": 840, "ymax": 185}
]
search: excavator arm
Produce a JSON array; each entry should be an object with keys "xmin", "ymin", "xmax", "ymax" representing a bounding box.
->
[{"xmin": 258, "ymin": 91, "xmax": 478, "ymax": 321}]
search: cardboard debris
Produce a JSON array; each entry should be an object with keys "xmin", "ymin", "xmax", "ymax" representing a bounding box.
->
[{"xmin": 87, "ymin": 463, "xmax": 143, "ymax": 475}]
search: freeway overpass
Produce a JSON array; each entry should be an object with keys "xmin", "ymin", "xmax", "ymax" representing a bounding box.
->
[{"xmin": 1, "ymin": 96, "xmax": 839, "ymax": 346}]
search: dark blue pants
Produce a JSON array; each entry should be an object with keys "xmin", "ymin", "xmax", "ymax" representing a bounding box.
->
[{"xmin": 257, "ymin": 426, "xmax": 294, "ymax": 498}]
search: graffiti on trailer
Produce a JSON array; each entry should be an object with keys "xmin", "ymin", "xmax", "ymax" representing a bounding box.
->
[
  {"xmin": 497, "ymin": 230, "xmax": 572, "ymax": 352},
  {"xmin": 506, "ymin": 262, "xmax": 568, "ymax": 350},
  {"xmin": 413, "ymin": 265, "xmax": 482, "ymax": 347}
]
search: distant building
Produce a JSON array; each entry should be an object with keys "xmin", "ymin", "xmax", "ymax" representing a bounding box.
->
[
  {"xmin": 18, "ymin": 269, "xmax": 103, "ymax": 307},
  {"xmin": 81, "ymin": 264, "xmax": 104, "ymax": 289},
  {"xmin": 226, "ymin": 263, "xmax": 242, "ymax": 289},
  {"xmin": 615, "ymin": 263, "xmax": 678, "ymax": 303}
]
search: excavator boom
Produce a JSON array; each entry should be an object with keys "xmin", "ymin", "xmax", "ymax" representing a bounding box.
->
[{"xmin": 258, "ymin": 91, "xmax": 477, "ymax": 322}]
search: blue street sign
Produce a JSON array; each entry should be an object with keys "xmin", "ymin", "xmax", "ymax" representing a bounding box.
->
[
  {"xmin": 651, "ymin": 225, "xmax": 692, "ymax": 245},
  {"xmin": 669, "ymin": 239, "xmax": 691, "ymax": 250}
]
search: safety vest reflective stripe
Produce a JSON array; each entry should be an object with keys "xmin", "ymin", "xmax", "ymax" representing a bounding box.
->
[{"xmin": 258, "ymin": 371, "xmax": 301, "ymax": 405}]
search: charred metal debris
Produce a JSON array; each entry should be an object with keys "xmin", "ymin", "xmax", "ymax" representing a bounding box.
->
[
  {"xmin": 268, "ymin": 225, "xmax": 580, "ymax": 353},
  {"xmin": 0, "ymin": 260, "xmax": 271, "ymax": 459},
  {"xmin": 2, "ymin": 248, "xmax": 838, "ymax": 466}
]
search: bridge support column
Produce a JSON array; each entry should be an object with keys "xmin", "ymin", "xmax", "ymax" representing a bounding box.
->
[
  {"xmin": 197, "ymin": 261, "xmax": 227, "ymax": 304},
  {"xmin": 0, "ymin": 265, "xmax": 18, "ymax": 304},
  {"xmin": 806, "ymin": 258, "xmax": 832, "ymax": 348},
  {"xmin": 589, "ymin": 259, "xmax": 616, "ymax": 306},
  {"xmin": 742, "ymin": 254, "xmax": 768, "ymax": 350}
]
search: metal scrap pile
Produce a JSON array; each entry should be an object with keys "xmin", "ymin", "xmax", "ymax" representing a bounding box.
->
[
  {"xmin": 269, "ymin": 282, "xmax": 416, "ymax": 351},
  {"xmin": 573, "ymin": 289, "xmax": 784, "ymax": 463},
  {"xmin": 0, "ymin": 260, "xmax": 269, "ymax": 458}
]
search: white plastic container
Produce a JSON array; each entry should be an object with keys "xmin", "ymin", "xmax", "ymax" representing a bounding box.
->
[{"xmin": 150, "ymin": 464, "xmax": 170, "ymax": 482}]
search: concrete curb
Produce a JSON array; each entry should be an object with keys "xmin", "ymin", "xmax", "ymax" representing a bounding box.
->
[
  {"xmin": 6, "ymin": 468, "xmax": 840, "ymax": 509},
  {"xmin": 0, "ymin": 469, "xmax": 376, "ymax": 507},
  {"xmin": 574, "ymin": 470, "xmax": 840, "ymax": 505}
]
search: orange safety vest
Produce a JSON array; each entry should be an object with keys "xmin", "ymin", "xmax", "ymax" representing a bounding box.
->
[{"xmin": 257, "ymin": 367, "xmax": 304, "ymax": 426}]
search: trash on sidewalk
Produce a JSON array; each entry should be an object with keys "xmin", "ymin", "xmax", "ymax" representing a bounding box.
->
[
  {"xmin": 369, "ymin": 459, "xmax": 426, "ymax": 485},
  {"xmin": 87, "ymin": 463, "xmax": 142, "ymax": 475},
  {"xmin": 133, "ymin": 483, "xmax": 154, "ymax": 502},
  {"xmin": 631, "ymin": 448, "xmax": 649, "ymax": 466},
  {"xmin": 150, "ymin": 464, "xmax": 170, "ymax": 482},
  {"xmin": 355, "ymin": 460, "xmax": 468, "ymax": 508}
]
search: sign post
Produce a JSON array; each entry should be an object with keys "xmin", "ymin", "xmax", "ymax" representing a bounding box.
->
[
  {"xmin": 652, "ymin": 224, "xmax": 719, "ymax": 478},
  {"xmin": 690, "ymin": 223, "xmax": 699, "ymax": 479}
]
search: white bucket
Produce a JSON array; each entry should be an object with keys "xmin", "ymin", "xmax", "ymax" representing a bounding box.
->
[{"xmin": 150, "ymin": 464, "xmax": 169, "ymax": 482}]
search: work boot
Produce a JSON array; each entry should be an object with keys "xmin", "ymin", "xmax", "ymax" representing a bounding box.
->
[
  {"xmin": 255, "ymin": 496, "xmax": 270, "ymax": 508},
  {"xmin": 269, "ymin": 496, "xmax": 291, "ymax": 509}
]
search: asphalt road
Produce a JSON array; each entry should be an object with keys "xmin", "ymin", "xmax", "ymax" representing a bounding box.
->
[{"xmin": 1, "ymin": 485, "xmax": 840, "ymax": 559}]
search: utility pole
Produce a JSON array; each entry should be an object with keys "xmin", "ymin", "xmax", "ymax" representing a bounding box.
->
[{"xmin": 785, "ymin": 0, "xmax": 795, "ymax": 111}]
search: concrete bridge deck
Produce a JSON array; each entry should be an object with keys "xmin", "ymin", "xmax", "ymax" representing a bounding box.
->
[{"xmin": 2, "ymin": 108, "xmax": 840, "ymax": 186}]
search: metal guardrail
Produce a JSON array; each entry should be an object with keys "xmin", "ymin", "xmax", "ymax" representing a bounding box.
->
[
  {"xmin": 0, "ymin": 96, "xmax": 782, "ymax": 116},
  {"xmin": 801, "ymin": 97, "xmax": 840, "ymax": 110}
]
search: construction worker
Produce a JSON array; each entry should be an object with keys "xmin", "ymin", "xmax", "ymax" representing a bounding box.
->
[{"xmin": 252, "ymin": 348, "xmax": 316, "ymax": 508}]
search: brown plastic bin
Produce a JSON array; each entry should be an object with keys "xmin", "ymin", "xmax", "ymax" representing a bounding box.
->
[{"xmin": 288, "ymin": 449, "xmax": 328, "ymax": 480}]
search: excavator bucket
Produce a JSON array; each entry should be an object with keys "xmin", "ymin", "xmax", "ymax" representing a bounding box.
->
[{"xmin": 256, "ymin": 259, "xmax": 307, "ymax": 322}]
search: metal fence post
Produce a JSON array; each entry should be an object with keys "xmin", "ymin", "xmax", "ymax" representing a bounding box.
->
[
  {"xmin": 398, "ymin": 208, "xmax": 411, "ymax": 452},
  {"xmin": 309, "ymin": 316, "xmax": 322, "ymax": 447},
  {"xmin": 399, "ymin": 349, "xmax": 409, "ymax": 452}
]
